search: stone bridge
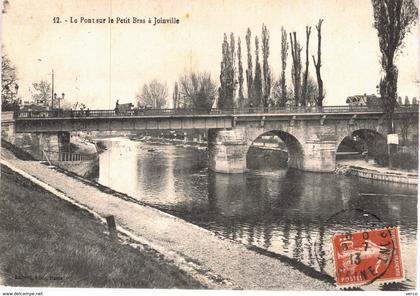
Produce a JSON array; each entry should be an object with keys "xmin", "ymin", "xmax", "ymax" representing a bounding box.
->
[
  {"xmin": 208, "ymin": 110, "xmax": 418, "ymax": 173},
  {"xmin": 2, "ymin": 105, "xmax": 418, "ymax": 173}
]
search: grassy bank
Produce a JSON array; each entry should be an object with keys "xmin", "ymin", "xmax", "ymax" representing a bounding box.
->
[
  {"xmin": 1, "ymin": 139, "xmax": 35, "ymax": 161},
  {"xmin": 0, "ymin": 165, "xmax": 204, "ymax": 288}
]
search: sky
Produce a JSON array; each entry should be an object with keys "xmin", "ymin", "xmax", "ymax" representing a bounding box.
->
[{"xmin": 2, "ymin": 0, "xmax": 419, "ymax": 109}]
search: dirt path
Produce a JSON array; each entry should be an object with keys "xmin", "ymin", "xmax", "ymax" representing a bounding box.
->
[{"xmin": 1, "ymin": 148, "xmax": 335, "ymax": 290}]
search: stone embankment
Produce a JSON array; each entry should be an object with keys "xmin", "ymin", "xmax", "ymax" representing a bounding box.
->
[
  {"xmin": 1, "ymin": 147, "xmax": 334, "ymax": 290},
  {"xmin": 335, "ymin": 160, "xmax": 417, "ymax": 185}
]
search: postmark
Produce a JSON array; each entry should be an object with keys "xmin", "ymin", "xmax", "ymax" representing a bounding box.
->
[{"xmin": 332, "ymin": 226, "xmax": 404, "ymax": 288}]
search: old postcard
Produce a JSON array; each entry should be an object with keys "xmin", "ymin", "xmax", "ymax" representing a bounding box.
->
[{"xmin": 1, "ymin": 0, "xmax": 419, "ymax": 295}]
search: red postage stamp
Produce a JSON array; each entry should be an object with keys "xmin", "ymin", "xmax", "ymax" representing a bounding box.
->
[{"xmin": 332, "ymin": 226, "xmax": 404, "ymax": 287}]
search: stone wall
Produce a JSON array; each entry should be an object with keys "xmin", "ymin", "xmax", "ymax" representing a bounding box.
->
[{"xmin": 1, "ymin": 113, "xmax": 71, "ymax": 162}]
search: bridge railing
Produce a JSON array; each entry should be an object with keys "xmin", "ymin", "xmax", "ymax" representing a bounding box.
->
[
  {"xmin": 15, "ymin": 105, "xmax": 418, "ymax": 119},
  {"xmin": 42, "ymin": 150, "xmax": 98, "ymax": 162},
  {"xmin": 232, "ymin": 105, "xmax": 418, "ymax": 114}
]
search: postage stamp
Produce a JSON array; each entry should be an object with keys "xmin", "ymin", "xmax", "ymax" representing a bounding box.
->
[{"xmin": 332, "ymin": 226, "xmax": 404, "ymax": 288}]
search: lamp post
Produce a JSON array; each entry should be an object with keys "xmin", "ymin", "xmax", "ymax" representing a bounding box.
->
[{"xmin": 54, "ymin": 92, "xmax": 65, "ymax": 110}]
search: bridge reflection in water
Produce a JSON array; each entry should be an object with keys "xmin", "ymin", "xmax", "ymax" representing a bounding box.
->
[{"xmin": 96, "ymin": 138, "xmax": 417, "ymax": 290}]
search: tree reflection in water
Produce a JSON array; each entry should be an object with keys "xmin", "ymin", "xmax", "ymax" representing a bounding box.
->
[{"xmin": 95, "ymin": 139, "xmax": 417, "ymax": 290}]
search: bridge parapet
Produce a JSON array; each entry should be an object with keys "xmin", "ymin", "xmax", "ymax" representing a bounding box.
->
[{"xmin": 14, "ymin": 105, "xmax": 418, "ymax": 119}]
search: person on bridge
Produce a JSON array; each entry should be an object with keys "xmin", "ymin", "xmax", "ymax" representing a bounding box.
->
[{"xmin": 115, "ymin": 100, "xmax": 119, "ymax": 115}]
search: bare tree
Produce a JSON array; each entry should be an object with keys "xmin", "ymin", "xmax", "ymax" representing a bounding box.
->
[
  {"xmin": 280, "ymin": 27, "xmax": 288, "ymax": 107},
  {"xmin": 136, "ymin": 80, "xmax": 168, "ymax": 109},
  {"xmin": 31, "ymin": 80, "xmax": 51, "ymax": 106},
  {"xmin": 400, "ymin": 115, "xmax": 414, "ymax": 146},
  {"xmin": 372, "ymin": 0, "xmax": 418, "ymax": 132},
  {"xmin": 290, "ymin": 32, "xmax": 302, "ymax": 106},
  {"xmin": 1, "ymin": 49, "xmax": 21, "ymax": 110},
  {"xmin": 272, "ymin": 78, "xmax": 294, "ymax": 107},
  {"xmin": 271, "ymin": 79, "xmax": 283, "ymax": 107},
  {"xmin": 179, "ymin": 72, "xmax": 217, "ymax": 111},
  {"xmin": 306, "ymin": 76, "xmax": 323, "ymax": 106},
  {"xmin": 301, "ymin": 26, "xmax": 311, "ymax": 106},
  {"xmin": 312, "ymin": 19, "xmax": 324, "ymax": 107},
  {"xmin": 1, "ymin": 51, "xmax": 17, "ymax": 94}
]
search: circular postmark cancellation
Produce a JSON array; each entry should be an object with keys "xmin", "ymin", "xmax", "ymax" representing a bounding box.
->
[
  {"xmin": 314, "ymin": 208, "xmax": 404, "ymax": 289},
  {"xmin": 332, "ymin": 226, "xmax": 403, "ymax": 288},
  {"xmin": 314, "ymin": 209, "xmax": 404, "ymax": 288}
]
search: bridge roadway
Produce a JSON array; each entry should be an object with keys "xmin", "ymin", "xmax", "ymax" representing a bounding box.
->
[{"xmin": 13, "ymin": 105, "xmax": 418, "ymax": 133}]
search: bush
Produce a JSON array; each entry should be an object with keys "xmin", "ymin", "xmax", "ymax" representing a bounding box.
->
[
  {"xmin": 375, "ymin": 152, "xmax": 418, "ymax": 170},
  {"xmin": 390, "ymin": 152, "xmax": 418, "ymax": 170},
  {"xmin": 374, "ymin": 153, "xmax": 389, "ymax": 166}
]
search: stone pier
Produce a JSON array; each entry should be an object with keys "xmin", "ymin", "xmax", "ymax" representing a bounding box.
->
[
  {"xmin": 301, "ymin": 138, "xmax": 337, "ymax": 172},
  {"xmin": 207, "ymin": 129, "xmax": 248, "ymax": 173}
]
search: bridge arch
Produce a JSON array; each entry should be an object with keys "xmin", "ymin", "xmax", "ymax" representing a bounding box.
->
[
  {"xmin": 246, "ymin": 130, "xmax": 304, "ymax": 170},
  {"xmin": 336, "ymin": 129, "xmax": 387, "ymax": 162}
]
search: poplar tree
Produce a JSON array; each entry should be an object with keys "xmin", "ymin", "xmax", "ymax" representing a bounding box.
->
[
  {"xmin": 219, "ymin": 34, "xmax": 228, "ymax": 108},
  {"xmin": 280, "ymin": 27, "xmax": 288, "ymax": 107},
  {"xmin": 312, "ymin": 19, "xmax": 324, "ymax": 107},
  {"xmin": 172, "ymin": 82, "xmax": 180, "ymax": 108},
  {"xmin": 301, "ymin": 26, "xmax": 311, "ymax": 106},
  {"xmin": 237, "ymin": 37, "xmax": 244, "ymax": 107},
  {"xmin": 218, "ymin": 33, "xmax": 235, "ymax": 109},
  {"xmin": 230, "ymin": 33, "xmax": 236, "ymax": 102},
  {"xmin": 290, "ymin": 32, "xmax": 302, "ymax": 106},
  {"xmin": 261, "ymin": 23, "xmax": 271, "ymax": 107},
  {"xmin": 253, "ymin": 36, "xmax": 263, "ymax": 106},
  {"xmin": 245, "ymin": 28, "xmax": 253, "ymax": 104},
  {"xmin": 371, "ymin": 0, "xmax": 418, "ymax": 132}
]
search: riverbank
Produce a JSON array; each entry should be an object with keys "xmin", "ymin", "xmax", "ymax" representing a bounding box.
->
[
  {"xmin": 0, "ymin": 146, "xmax": 334, "ymax": 290},
  {"xmin": 247, "ymin": 146, "xmax": 288, "ymax": 170},
  {"xmin": 0, "ymin": 164, "xmax": 204, "ymax": 288},
  {"xmin": 128, "ymin": 135, "xmax": 207, "ymax": 148},
  {"xmin": 336, "ymin": 159, "xmax": 418, "ymax": 185}
]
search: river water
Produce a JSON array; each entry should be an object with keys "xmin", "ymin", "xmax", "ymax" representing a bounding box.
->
[{"xmin": 95, "ymin": 137, "xmax": 417, "ymax": 290}]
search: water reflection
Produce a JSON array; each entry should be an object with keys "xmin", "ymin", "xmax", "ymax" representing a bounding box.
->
[{"xmin": 95, "ymin": 138, "xmax": 417, "ymax": 290}]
